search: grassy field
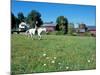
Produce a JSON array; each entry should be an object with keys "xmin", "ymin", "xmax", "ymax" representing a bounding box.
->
[{"xmin": 11, "ymin": 34, "xmax": 96, "ymax": 74}]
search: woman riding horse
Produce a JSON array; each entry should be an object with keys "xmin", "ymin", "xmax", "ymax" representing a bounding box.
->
[{"xmin": 35, "ymin": 21, "xmax": 39, "ymax": 34}]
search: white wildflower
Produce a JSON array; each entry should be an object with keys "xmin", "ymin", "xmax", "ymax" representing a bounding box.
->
[
  {"xmin": 66, "ymin": 66, "xmax": 69, "ymax": 69},
  {"xmin": 88, "ymin": 60, "xmax": 91, "ymax": 63},
  {"xmin": 58, "ymin": 62, "xmax": 61, "ymax": 65},
  {"xmin": 43, "ymin": 53, "xmax": 46, "ymax": 57},
  {"xmin": 51, "ymin": 60, "xmax": 55, "ymax": 63},
  {"xmin": 54, "ymin": 57, "xmax": 57, "ymax": 59},
  {"xmin": 43, "ymin": 64, "xmax": 46, "ymax": 66}
]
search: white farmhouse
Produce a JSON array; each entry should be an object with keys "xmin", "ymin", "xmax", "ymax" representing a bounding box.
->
[{"xmin": 19, "ymin": 22, "xmax": 29, "ymax": 31}]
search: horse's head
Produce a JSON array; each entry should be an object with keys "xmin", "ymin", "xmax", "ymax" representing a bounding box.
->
[
  {"xmin": 42, "ymin": 28, "xmax": 47, "ymax": 32},
  {"xmin": 42, "ymin": 28, "xmax": 49, "ymax": 34}
]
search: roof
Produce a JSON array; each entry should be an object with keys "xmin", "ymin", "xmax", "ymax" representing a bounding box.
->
[
  {"xmin": 87, "ymin": 26, "xmax": 96, "ymax": 31},
  {"xmin": 19, "ymin": 22, "xmax": 30, "ymax": 28},
  {"xmin": 43, "ymin": 23, "xmax": 56, "ymax": 26}
]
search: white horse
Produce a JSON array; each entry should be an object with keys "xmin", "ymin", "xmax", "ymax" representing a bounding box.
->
[
  {"xmin": 25, "ymin": 28, "xmax": 36, "ymax": 39},
  {"xmin": 25, "ymin": 27, "xmax": 47, "ymax": 40}
]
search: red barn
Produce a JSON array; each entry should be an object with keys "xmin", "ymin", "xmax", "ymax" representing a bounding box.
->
[
  {"xmin": 87, "ymin": 26, "xmax": 96, "ymax": 37},
  {"xmin": 42, "ymin": 23, "xmax": 56, "ymax": 32}
]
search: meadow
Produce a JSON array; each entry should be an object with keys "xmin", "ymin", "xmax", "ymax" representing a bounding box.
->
[{"xmin": 11, "ymin": 34, "xmax": 96, "ymax": 74}]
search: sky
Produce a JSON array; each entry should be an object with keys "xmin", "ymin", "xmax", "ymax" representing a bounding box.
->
[{"xmin": 11, "ymin": 0, "xmax": 96, "ymax": 26}]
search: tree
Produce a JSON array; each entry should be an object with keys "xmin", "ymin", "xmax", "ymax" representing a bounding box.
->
[
  {"xmin": 56, "ymin": 16, "xmax": 68, "ymax": 34},
  {"xmin": 17, "ymin": 12, "xmax": 25, "ymax": 23},
  {"xmin": 68, "ymin": 23, "xmax": 75, "ymax": 34},
  {"xmin": 26, "ymin": 10, "xmax": 43, "ymax": 28},
  {"xmin": 55, "ymin": 24, "xmax": 60, "ymax": 31},
  {"xmin": 11, "ymin": 12, "xmax": 16, "ymax": 29}
]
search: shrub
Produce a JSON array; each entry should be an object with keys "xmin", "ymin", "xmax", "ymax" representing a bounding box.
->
[
  {"xmin": 72, "ymin": 33, "xmax": 78, "ymax": 36},
  {"xmin": 84, "ymin": 32, "xmax": 92, "ymax": 36},
  {"xmin": 46, "ymin": 31, "xmax": 57, "ymax": 35},
  {"xmin": 56, "ymin": 31, "xmax": 64, "ymax": 35}
]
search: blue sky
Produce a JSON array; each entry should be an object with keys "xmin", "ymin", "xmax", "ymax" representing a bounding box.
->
[{"xmin": 11, "ymin": 0, "xmax": 96, "ymax": 26}]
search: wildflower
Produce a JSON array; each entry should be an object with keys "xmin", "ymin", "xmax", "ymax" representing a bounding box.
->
[
  {"xmin": 54, "ymin": 57, "xmax": 57, "ymax": 59},
  {"xmin": 43, "ymin": 64, "xmax": 46, "ymax": 66},
  {"xmin": 51, "ymin": 60, "xmax": 55, "ymax": 63},
  {"xmin": 43, "ymin": 53, "xmax": 46, "ymax": 57},
  {"xmin": 58, "ymin": 62, "xmax": 61, "ymax": 65},
  {"xmin": 66, "ymin": 66, "xmax": 69, "ymax": 69},
  {"xmin": 88, "ymin": 60, "xmax": 91, "ymax": 63}
]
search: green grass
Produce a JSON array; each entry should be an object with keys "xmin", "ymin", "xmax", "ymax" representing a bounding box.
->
[{"xmin": 11, "ymin": 34, "xmax": 96, "ymax": 74}]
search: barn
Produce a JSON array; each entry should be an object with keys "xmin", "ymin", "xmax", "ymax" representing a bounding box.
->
[
  {"xmin": 42, "ymin": 23, "xmax": 56, "ymax": 32},
  {"xmin": 87, "ymin": 26, "xmax": 96, "ymax": 36}
]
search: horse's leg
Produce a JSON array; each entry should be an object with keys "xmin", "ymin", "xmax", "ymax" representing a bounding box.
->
[
  {"xmin": 32, "ymin": 31, "xmax": 35, "ymax": 40},
  {"xmin": 30, "ymin": 34, "xmax": 33, "ymax": 40},
  {"xmin": 33, "ymin": 33, "xmax": 35, "ymax": 39},
  {"xmin": 24, "ymin": 31, "xmax": 27, "ymax": 39},
  {"xmin": 39, "ymin": 35, "xmax": 41, "ymax": 40},
  {"xmin": 26, "ymin": 32, "xmax": 30, "ymax": 39},
  {"xmin": 25, "ymin": 33, "xmax": 29, "ymax": 39},
  {"xmin": 38, "ymin": 33, "xmax": 41, "ymax": 40},
  {"xmin": 26, "ymin": 34, "xmax": 29, "ymax": 39},
  {"xmin": 25, "ymin": 30, "xmax": 30, "ymax": 39},
  {"xmin": 37, "ymin": 30, "xmax": 40, "ymax": 40},
  {"xmin": 27, "ymin": 33, "xmax": 30, "ymax": 39}
]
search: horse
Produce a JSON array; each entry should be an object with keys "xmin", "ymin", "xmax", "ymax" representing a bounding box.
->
[
  {"xmin": 25, "ymin": 27, "xmax": 47, "ymax": 40},
  {"xmin": 25, "ymin": 28, "xmax": 36, "ymax": 39}
]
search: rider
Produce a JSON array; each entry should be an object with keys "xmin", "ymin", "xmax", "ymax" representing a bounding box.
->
[{"xmin": 35, "ymin": 21, "xmax": 39, "ymax": 34}]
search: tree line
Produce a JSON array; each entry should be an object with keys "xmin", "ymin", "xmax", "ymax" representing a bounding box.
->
[
  {"xmin": 11, "ymin": 10, "xmax": 87, "ymax": 35},
  {"xmin": 11, "ymin": 10, "xmax": 43, "ymax": 29}
]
